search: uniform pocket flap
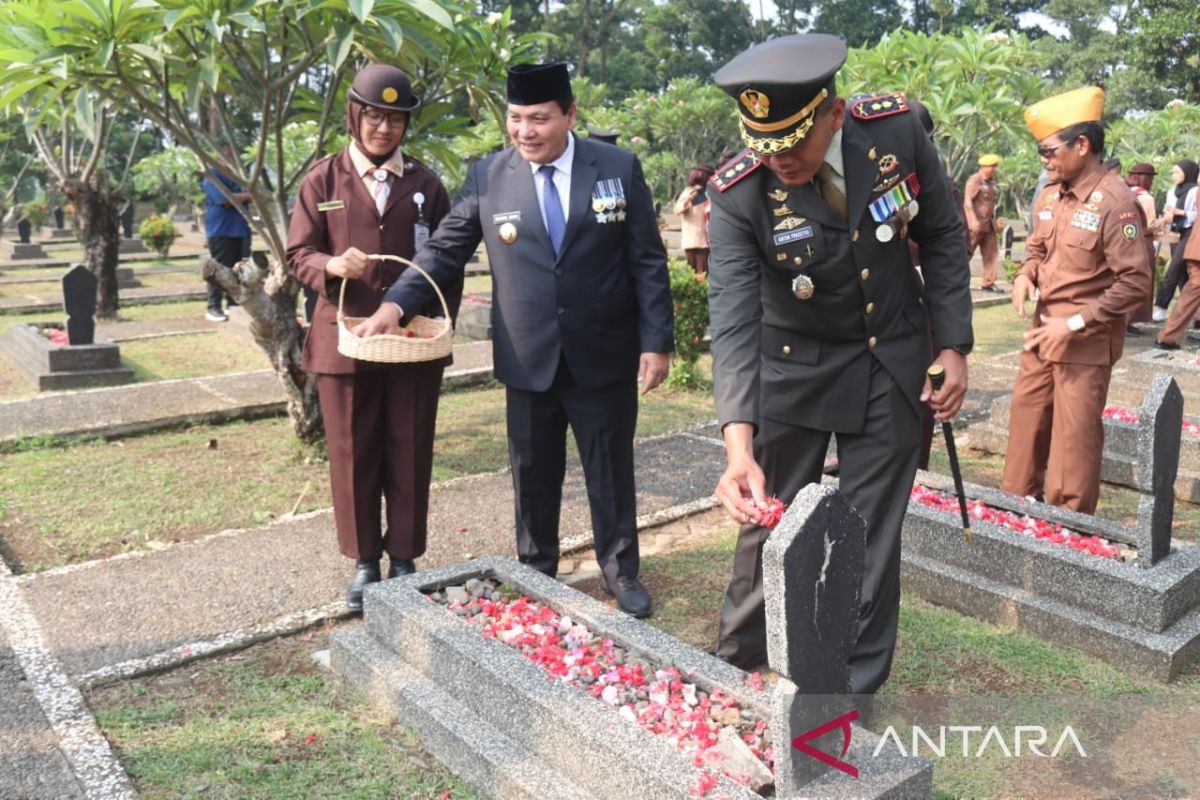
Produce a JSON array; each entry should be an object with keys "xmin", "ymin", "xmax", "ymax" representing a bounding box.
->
[{"xmin": 760, "ymin": 324, "xmax": 820, "ymax": 364}]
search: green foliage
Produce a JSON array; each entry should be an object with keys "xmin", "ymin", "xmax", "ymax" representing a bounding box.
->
[
  {"xmin": 137, "ymin": 213, "xmax": 178, "ymax": 259},
  {"xmin": 23, "ymin": 199, "xmax": 49, "ymax": 230},
  {"xmin": 131, "ymin": 147, "xmax": 200, "ymax": 213},
  {"xmin": 1109, "ymin": 102, "xmax": 1200, "ymax": 200},
  {"xmin": 1003, "ymin": 256, "xmax": 1022, "ymax": 283},
  {"xmin": 842, "ymin": 28, "xmax": 1051, "ymax": 215},
  {"xmin": 666, "ymin": 259, "xmax": 710, "ymax": 389},
  {"xmin": 590, "ymin": 78, "xmax": 738, "ymax": 206}
]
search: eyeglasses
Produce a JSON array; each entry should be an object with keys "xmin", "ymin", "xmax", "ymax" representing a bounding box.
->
[
  {"xmin": 362, "ymin": 108, "xmax": 408, "ymax": 129},
  {"xmin": 1036, "ymin": 142, "xmax": 1067, "ymax": 159}
]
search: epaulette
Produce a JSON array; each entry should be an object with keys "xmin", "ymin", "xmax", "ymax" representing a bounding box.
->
[
  {"xmin": 850, "ymin": 93, "xmax": 910, "ymax": 122},
  {"xmin": 710, "ymin": 149, "xmax": 762, "ymax": 193}
]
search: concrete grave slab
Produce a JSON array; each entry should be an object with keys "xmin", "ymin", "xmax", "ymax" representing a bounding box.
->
[{"xmin": 332, "ymin": 555, "xmax": 930, "ymax": 799}]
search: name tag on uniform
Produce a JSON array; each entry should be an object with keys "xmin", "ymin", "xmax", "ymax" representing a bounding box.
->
[
  {"xmin": 317, "ymin": 200, "xmax": 345, "ymax": 212},
  {"xmin": 1038, "ymin": 210, "xmax": 1052, "ymax": 221},
  {"xmin": 493, "ymin": 211, "xmax": 521, "ymax": 224},
  {"xmin": 773, "ymin": 225, "xmax": 815, "ymax": 246}
]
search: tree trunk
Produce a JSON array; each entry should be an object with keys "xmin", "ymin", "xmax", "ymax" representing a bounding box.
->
[
  {"xmin": 203, "ymin": 252, "xmax": 323, "ymax": 443},
  {"xmin": 63, "ymin": 172, "xmax": 121, "ymax": 319}
]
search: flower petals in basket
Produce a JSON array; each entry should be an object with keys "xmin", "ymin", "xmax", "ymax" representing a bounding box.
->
[{"xmin": 336, "ymin": 255, "xmax": 453, "ymax": 363}]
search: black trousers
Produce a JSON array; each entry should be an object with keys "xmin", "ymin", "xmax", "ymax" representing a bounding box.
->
[
  {"xmin": 505, "ymin": 360, "xmax": 639, "ymax": 584},
  {"xmin": 1156, "ymin": 227, "xmax": 1193, "ymax": 309},
  {"xmin": 206, "ymin": 235, "xmax": 249, "ymax": 311},
  {"xmin": 714, "ymin": 359, "xmax": 920, "ymax": 694}
]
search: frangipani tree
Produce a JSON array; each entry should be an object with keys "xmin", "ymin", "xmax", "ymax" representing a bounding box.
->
[{"xmin": 0, "ymin": 0, "xmax": 531, "ymax": 441}]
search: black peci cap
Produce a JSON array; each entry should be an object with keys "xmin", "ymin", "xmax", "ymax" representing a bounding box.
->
[
  {"xmin": 348, "ymin": 64, "xmax": 421, "ymax": 112},
  {"xmin": 588, "ymin": 127, "xmax": 619, "ymax": 145},
  {"xmin": 714, "ymin": 34, "xmax": 848, "ymax": 155},
  {"xmin": 507, "ymin": 63, "xmax": 573, "ymax": 106}
]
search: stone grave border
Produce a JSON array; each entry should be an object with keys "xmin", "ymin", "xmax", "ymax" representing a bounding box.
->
[
  {"xmin": 902, "ymin": 470, "xmax": 1200, "ymax": 681},
  {"xmin": 331, "ymin": 551, "xmax": 929, "ymax": 799}
]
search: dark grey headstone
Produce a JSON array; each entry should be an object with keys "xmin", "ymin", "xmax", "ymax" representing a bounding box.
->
[
  {"xmin": 62, "ymin": 265, "xmax": 97, "ymax": 345},
  {"xmin": 17, "ymin": 219, "xmax": 31, "ymax": 244},
  {"xmin": 763, "ymin": 483, "xmax": 865, "ymax": 690},
  {"xmin": 53, "ymin": 206, "xmax": 64, "ymax": 229},
  {"xmin": 120, "ymin": 203, "xmax": 134, "ymax": 238},
  {"xmin": 1136, "ymin": 375, "xmax": 1182, "ymax": 567},
  {"xmin": 1002, "ymin": 225, "xmax": 1015, "ymax": 259},
  {"xmin": 763, "ymin": 484, "xmax": 868, "ymax": 793}
]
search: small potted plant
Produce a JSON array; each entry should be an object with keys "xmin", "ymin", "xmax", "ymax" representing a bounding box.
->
[{"xmin": 138, "ymin": 213, "xmax": 179, "ymax": 258}]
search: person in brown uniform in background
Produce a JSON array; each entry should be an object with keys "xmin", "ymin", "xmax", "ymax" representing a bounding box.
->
[
  {"xmin": 287, "ymin": 64, "xmax": 456, "ymax": 611},
  {"xmin": 1125, "ymin": 162, "xmax": 1159, "ymax": 334},
  {"xmin": 965, "ymin": 153, "xmax": 1003, "ymax": 292},
  {"xmin": 1001, "ymin": 87, "xmax": 1152, "ymax": 514}
]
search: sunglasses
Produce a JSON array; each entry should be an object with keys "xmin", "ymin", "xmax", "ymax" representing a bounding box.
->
[
  {"xmin": 1036, "ymin": 137, "xmax": 1081, "ymax": 159},
  {"xmin": 362, "ymin": 108, "xmax": 408, "ymax": 128}
]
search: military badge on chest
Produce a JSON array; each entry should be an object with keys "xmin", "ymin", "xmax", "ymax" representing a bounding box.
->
[
  {"xmin": 768, "ymin": 187, "xmax": 821, "ymax": 300},
  {"xmin": 869, "ymin": 172, "xmax": 920, "ymax": 242},
  {"xmin": 591, "ymin": 178, "xmax": 626, "ymax": 223}
]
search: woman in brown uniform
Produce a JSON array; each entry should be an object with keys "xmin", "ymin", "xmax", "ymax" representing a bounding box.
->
[{"xmin": 287, "ymin": 64, "xmax": 457, "ymax": 611}]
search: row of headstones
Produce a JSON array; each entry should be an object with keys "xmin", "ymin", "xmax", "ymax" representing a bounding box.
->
[{"xmin": 6, "ymin": 205, "xmax": 137, "ymax": 243}]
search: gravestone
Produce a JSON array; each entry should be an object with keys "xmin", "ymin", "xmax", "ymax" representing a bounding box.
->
[
  {"xmin": 120, "ymin": 202, "xmax": 134, "ymax": 238},
  {"xmin": 17, "ymin": 219, "xmax": 32, "ymax": 244},
  {"xmin": 62, "ymin": 265, "xmax": 96, "ymax": 345},
  {"xmin": 53, "ymin": 206, "xmax": 64, "ymax": 229},
  {"xmin": 764, "ymin": 485, "xmax": 871, "ymax": 795},
  {"xmin": 1135, "ymin": 375, "xmax": 1182, "ymax": 567}
]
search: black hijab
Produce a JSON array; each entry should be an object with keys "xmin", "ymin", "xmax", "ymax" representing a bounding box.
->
[{"xmin": 1171, "ymin": 159, "xmax": 1198, "ymax": 231}]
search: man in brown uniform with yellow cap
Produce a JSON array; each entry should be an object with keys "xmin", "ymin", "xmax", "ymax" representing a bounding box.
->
[
  {"xmin": 705, "ymin": 34, "xmax": 973, "ymax": 694},
  {"xmin": 1001, "ymin": 87, "xmax": 1152, "ymax": 513},
  {"xmin": 965, "ymin": 154, "xmax": 1003, "ymax": 291}
]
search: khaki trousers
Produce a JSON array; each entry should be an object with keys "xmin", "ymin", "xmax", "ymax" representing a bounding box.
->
[
  {"xmin": 1159, "ymin": 259, "xmax": 1200, "ymax": 344},
  {"xmin": 969, "ymin": 227, "xmax": 1000, "ymax": 287},
  {"xmin": 1000, "ymin": 352, "xmax": 1112, "ymax": 514}
]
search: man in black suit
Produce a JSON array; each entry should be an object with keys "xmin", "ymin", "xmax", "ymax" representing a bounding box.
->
[
  {"xmin": 354, "ymin": 63, "xmax": 674, "ymax": 618},
  {"xmin": 706, "ymin": 35, "xmax": 973, "ymax": 693}
]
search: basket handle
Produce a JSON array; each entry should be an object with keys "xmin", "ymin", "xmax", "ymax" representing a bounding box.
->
[{"xmin": 336, "ymin": 254, "xmax": 452, "ymax": 328}]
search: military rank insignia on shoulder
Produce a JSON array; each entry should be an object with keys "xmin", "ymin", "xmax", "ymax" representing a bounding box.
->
[
  {"xmin": 710, "ymin": 149, "xmax": 762, "ymax": 193},
  {"xmin": 850, "ymin": 93, "xmax": 910, "ymax": 122}
]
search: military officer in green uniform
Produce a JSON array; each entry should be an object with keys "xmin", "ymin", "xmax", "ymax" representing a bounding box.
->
[{"xmin": 706, "ymin": 34, "xmax": 974, "ymax": 694}]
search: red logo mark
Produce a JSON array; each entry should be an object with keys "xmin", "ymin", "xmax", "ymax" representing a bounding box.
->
[{"xmin": 791, "ymin": 708, "xmax": 859, "ymax": 778}]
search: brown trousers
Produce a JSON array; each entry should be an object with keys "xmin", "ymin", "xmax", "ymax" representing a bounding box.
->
[
  {"xmin": 316, "ymin": 365, "xmax": 444, "ymax": 561},
  {"xmin": 969, "ymin": 227, "xmax": 1000, "ymax": 287},
  {"xmin": 685, "ymin": 247, "xmax": 709, "ymax": 274},
  {"xmin": 1000, "ymin": 352, "xmax": 1113, "ymax": 514},
  {"xmin": 1160, "ymin": 259, "xmax": 1200, "ymax": 344}
]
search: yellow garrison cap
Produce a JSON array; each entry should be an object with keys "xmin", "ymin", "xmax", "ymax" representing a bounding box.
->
[
  {"xmin": 978, "ymin": 154, "xmax": 1001, "ymax": 166},
  {"xmin": 1024, "ymin": 86, "xmax": 1104, "ymax": 141}
]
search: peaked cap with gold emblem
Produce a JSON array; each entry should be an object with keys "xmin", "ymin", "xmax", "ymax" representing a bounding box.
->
[
  {"xmin": 349, "ymin": 64, "xmax": 421, "ymax": 112},
  {"xmin": 714, "ymin": 34, "xmax": 848, "ymax": 155},
  {"xmin": 1024, "ymin": 86, "xmax": 1104, "ymax": 142}
]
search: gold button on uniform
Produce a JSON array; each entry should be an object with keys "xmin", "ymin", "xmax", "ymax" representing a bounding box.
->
[
  {"xmin": 865, "ymin": 302, "xmax": 875, "ymax": 314},
  {"xmin": 782, "ymin": 345, "xmax": 792, "ymax": 355},
  {"xmin": 793, "ymin": 257, "xmax": 803, "ymax": 266},
  {"xmin": 860, "ymin": 268, "xmax": 870, "ymax": 280},
  {"xmin": 868, "ymin": 336, "xmax": 877, "ymax": 348},
  {"xmin": 852, "ymin": 230, "xmax": 860, "ymax": 242}
]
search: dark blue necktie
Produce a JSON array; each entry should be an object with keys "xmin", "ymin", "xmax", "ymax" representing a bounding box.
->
[{"xmin": 539, "ymin": 164, "xmax": 566, "ymax": 256}]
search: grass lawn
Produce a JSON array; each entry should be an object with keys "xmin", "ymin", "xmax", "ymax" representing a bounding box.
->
[
  {"xmin": 0, "ymin": 377, "xmax": 716, "ymax": 572},
  {"xmin": 90, "ymin": 629, "xmax": 480, "ymax": 800},
  {"xmin": 121, "ymin": 334, "xmax": 268, "ymax": 383},
  {"xmin": 969, "ymin": 301, "xmax": 1028, "ymax": 359}
]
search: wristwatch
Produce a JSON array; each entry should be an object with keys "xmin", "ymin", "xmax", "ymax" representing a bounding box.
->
[{"xmin": 1067, "ymin": 313, "xmax": 1086, "ymax": 333}]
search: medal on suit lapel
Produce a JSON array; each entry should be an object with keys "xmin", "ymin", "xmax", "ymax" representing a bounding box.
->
[
  {"xmin": 499, "ymin": 222, "xmax": 518, "ymax": 244},
  {"xmin": 592, "ymin": 178, "xmax": 626, "ymax": 223},
  {"xmin": 791, "ymin": 274, "xmax": 815, "ymax": 300},
  {"xmin": 413, "ymin": 192, "xmax": 429, "ymax": 249}
]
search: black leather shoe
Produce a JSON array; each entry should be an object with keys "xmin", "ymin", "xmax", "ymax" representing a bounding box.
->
[
  {"xmin": 1126, "ymin": 324, "xmax": 1143, "ymax": 336},
  {"xmin": 387, "ymin": 558, "xmax": 415, "ymax": 578},
  {"xmin": 1155, "ymin": 340, "xmax": 1181, "ymax": 351},
  {"xmin": 347, "ymin": 559, "xmax": 381, "ymax": 613},
  {"xmin": 600, "ymin": 574, "xmax": 652, "ymax": 618},
  {"xmin": 980, "ymin": 284, "xmax": 1006, "ymax": 294},
  {"xmin": 1188, "ymin": 332, "xmax": 1200, "ymax": 344}
]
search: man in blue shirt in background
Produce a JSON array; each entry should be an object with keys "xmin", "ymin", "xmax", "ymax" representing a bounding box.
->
[{"xmin": 202, "ymin": 145, "xmax": 252, "ymax": 322}]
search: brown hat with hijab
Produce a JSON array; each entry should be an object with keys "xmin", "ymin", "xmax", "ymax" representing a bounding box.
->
[{"xmin": 348, "ymin": 64, "xmax": 421, "ymax": 112}]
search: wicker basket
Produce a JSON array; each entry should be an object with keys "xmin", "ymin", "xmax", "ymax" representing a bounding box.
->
[{"xmin": 336, "ymin": 254, "xmax": 453, "ymax": 363}]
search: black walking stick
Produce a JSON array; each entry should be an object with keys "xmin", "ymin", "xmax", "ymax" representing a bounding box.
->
[{"xmin": 927, "ymin": 364, "xmax": 972, "ymax": 543}]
